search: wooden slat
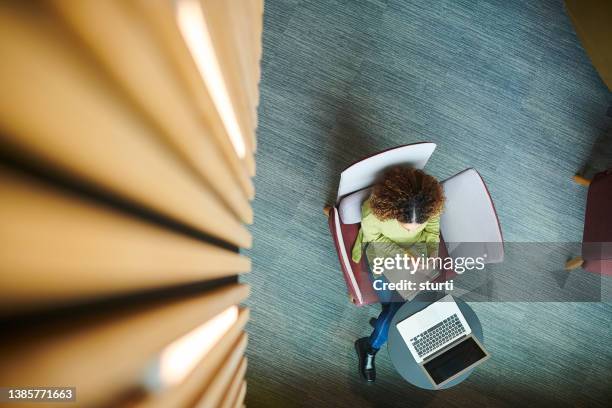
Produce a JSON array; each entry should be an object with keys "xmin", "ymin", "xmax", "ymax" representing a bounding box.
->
[
  {"xmin": 219, "ymin": 358, "xmax": 247, "ymax": 408},
  {"xmin": 0, "ymin": 284, "xmax": 250, "ymax": 408},
  {"xmin": 0, "ymin": 2, "xmax": 251, "ymax": 248},
  {"xmin": 194, "ymin": 333, "xmax": 248, "ymax": 408},
  {"xmin": 233, "ymin": 0, "xmax": 262, "ymax": 138},
  {"xmin": 133, "ymin": 0, "xmax": 257, "ymax": 194},
  {"xmin": 248, "ymin": 0, "xmax": 264, "ymax": 147},
  {"xmin": 241, "ymin": 0, "xmax": 264, "ymax": 134},
  {"xmin": 196, "ymin": 0, "xmax": 258, "ymax": 175},
  {"xmin": 130, "ymin": 308, "xmax": 249, "ymax": 408},
  {"xmin": 0, "ymin": 165, "xmax": 250, "ymax": 313},
  {"xmin": 233, "ymin": 382, "xmax": 247, "ymax": 408},
  {"xmin": 227, "ymin": 2, "xmax": 257, "ymax": 131},
  {"xmin": 198, "ymin": 0, "xmax": 256, "ymax": 152},
  {"xmin": 252, "ymin": 0, "xmax": 264, "ymax": 131},
  {"xmin": 237, "ymin": 0, "xmax": 262, "ymax": 150},
  {"xmin": 51, "ymin": 0, "xmax": 253, "ymax": 223}
]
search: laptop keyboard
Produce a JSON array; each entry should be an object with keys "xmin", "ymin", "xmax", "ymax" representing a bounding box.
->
[{"xmin": 410, "ymin": 314, "xmax": 466, "ymax": 358}]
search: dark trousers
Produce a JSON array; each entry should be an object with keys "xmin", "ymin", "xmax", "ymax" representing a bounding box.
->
[{"xmin": 369, "ymin": 301, "xmax": 404, "ymax": 350}]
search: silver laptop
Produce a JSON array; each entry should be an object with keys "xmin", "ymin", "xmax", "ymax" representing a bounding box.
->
[{"xmin": 396, "ymin": 294, "xmax": 489, "ymax": 388}]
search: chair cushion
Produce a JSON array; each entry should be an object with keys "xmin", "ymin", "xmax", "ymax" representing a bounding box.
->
[
  {"xmin": 338, "ymin": 188, "xmax": 371, "ymax": 224},
  {"xmin": 440, "ymin": 168, "xmax": 503, "ymax": 263}
]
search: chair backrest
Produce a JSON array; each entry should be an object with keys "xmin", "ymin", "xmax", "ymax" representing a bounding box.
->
[
  {"xmin": 336, "ymin": 143, "xmax": 436, "ymax": 202},
  {"xmin": 440, "ymin": 168, "xmax": 503, "ymax": 263}
]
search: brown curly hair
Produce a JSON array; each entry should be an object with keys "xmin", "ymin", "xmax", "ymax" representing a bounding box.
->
[{"xmin": 370, "ymin": 166, "xmax": 444, "ymax": 224}]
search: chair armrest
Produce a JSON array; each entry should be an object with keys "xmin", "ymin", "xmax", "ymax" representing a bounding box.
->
[{"xmin": 328, "ymin": 207, "xmax": 378, "ymax": 306}]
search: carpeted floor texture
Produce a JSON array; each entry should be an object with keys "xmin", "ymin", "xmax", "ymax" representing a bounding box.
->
[{"xmin": 242, "ymin": 1, "xmax": 612, "ymax": 407}]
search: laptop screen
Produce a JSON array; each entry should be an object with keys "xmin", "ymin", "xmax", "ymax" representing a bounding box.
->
[{"xmin": 423, "ymin": 336, "xmax": 487, "ymax": 385}]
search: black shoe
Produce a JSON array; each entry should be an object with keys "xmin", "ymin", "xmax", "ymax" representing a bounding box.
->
[{"xmin": 355, "ymin": 337, "xmax": 377, "ymax": 382}]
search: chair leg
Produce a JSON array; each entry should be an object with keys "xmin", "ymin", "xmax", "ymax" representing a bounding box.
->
[
  {"xmin": 323, "ymin": 205, "xmax": 332, "ymax": 218},
  {"xmin": 572, "ymin": 174, "xmax": 591, "ymax": 187},
  {"xmin": 565, "ymin": 256, "xmax": 584, "ymax": 270}
]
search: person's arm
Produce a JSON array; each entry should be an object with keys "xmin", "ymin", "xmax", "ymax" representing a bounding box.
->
[
  {"xmin": 421, "ymin": 214, "xmax": 441, "ymax": 257},
  {"xmin": 351, "ymin": 210, "xmax": 396, "ymax": 262}
]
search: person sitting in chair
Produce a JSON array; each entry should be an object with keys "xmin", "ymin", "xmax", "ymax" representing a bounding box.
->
[{"xmin": 351, "ymin": 165, "xmax": 445, "ymax": 382}]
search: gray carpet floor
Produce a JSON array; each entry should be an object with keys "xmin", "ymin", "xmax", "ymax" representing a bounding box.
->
[{"xmin": 243, "ymin": 1, "xmax": 612, "ymax": 407}]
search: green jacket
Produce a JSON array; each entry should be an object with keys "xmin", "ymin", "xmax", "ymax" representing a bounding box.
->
[{"xmin": 351, "ymin": 198, "xmax": 441, "ymax": 263}]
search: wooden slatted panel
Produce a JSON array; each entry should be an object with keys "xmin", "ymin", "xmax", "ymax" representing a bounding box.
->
[
  {"xmin": 193, "ymin": 334, "xmax": 248, "ymax": 408},
  {"xmin": 129, "ymin": 308, "xmax": 249, "ymax": 408},
  {"xmin": 0, "ymin": 285, "xmax": 249, "ymax": 408},
  {"xmin": 0, "ymin": 1, "xmax": 263, "ymax": 406},
  {"xmin": 0, "ymin": 165, "xmax": 250, "ymax": 312},
  {"xmin": 133, "ymin": 0, "xmax": 257, "ymax": 187},
  {"xmin": 50, "ymin": 0, "xmax": 253, "ymax": 224},
  {"xmin": 219, "ymin": 358, "xmax": 248, "ymax": 408},
  {"xmin": 0, "ymin": 2, "xmax": 251, "ymax": 248}
]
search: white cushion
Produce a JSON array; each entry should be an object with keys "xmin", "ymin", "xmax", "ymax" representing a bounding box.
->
[
  {"xmin": 337, "ymin": 143, "xmax": 436, "ymax": 200},
  {"xmin": 440, "ymin": 169, "xmax": 503, "ymax": 263},
  {"xmin": 338, "ymin": 188, "xmax": 371, "ymax": 224}
]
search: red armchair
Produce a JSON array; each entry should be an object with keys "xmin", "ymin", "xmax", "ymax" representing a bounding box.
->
[{"xmin": 326, "ymin": 144, "xmax": 504, "ymax": 306}]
